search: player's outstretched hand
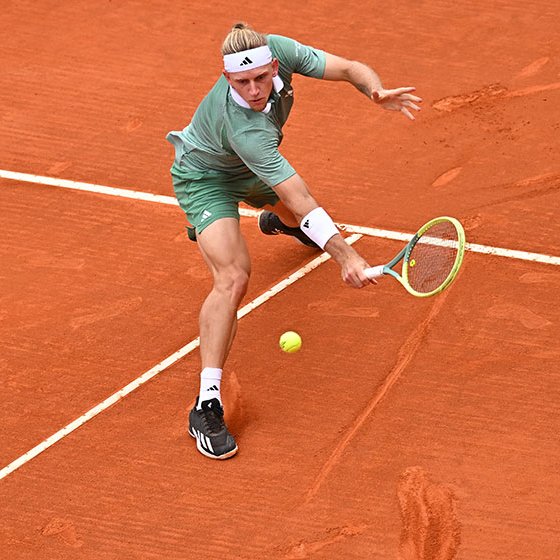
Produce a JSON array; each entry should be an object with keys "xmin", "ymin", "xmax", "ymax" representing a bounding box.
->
[{"xmin": 371, "ymin": 87, "xmax": 422, "ymax": 120}]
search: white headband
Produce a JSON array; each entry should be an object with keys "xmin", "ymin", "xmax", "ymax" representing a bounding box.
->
[{"xmin": 223, "ymin": 45, "xmax": 273, "ymax": 73}]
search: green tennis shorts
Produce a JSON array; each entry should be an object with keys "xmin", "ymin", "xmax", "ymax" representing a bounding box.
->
[{"xmin": 171, "ymin": 164, "xmax": 280, "ymax": 235}]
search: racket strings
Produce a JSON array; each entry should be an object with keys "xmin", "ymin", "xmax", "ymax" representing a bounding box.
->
[{"xmin": 407, "ymin": 222, "xmax": 460, "ymax": 293}]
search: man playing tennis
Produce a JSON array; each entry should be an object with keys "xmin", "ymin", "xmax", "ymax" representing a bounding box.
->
[{"xmin": 167, "ymin": 23, "xmax": 421, "ymax": 459}]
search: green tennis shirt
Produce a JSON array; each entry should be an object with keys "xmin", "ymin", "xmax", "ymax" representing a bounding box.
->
[{"xmin": 166, "ymin": 35, "xmax": 326, "ymax": 187}]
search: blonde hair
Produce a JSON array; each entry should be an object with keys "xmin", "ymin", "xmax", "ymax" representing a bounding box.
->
[{"xmin": 221, "ymin": 22, "xmax": 267, "ymax": 55}]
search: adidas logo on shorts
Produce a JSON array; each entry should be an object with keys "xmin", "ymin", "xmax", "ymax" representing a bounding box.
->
[{"xmin": 200, "ymin": 210, "xmax": 212, "ymax": 222}]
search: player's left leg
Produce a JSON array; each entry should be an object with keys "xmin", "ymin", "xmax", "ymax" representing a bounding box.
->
[
  {"xmin": 259, "ymin": 205, "xmax": 320, "ymax": 248},
  {"xmin": 251, "ymin": 193, "xmax": 320, "ymax": 249},
  {"xmin": 261, "ymin": 200, "xmax": 298, "ymax": 227}
]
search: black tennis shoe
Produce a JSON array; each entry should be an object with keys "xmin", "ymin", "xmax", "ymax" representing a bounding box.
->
[
  {"xmin": 258, "ymin": 211, "xmax": 320, "ymax": 249},
  {"xmin": 188, "ymin": 398, "xmax": 238, "ymax": 460},
  {"xmin": 186, "ymin": 226, "xmax": 197, "ymax": 242}
]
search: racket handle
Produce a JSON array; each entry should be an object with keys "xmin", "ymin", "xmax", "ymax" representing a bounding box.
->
[{"xmin": 364, "ymin": 265, "xmax": 385, "ymax": 280}]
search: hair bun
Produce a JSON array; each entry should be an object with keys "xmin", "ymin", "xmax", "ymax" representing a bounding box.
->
[
  {"xmin": 232, "ymin": 22, "xmax": 250, "ymax": 31},
  {"xmin": 222, "ymin": 23, "xmax": 266, "ymax": 55}
]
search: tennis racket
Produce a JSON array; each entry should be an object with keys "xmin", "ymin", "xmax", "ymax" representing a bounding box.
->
[{"xmin": 364, "ymin": 216, "xmax": 465, "ymax": 297}]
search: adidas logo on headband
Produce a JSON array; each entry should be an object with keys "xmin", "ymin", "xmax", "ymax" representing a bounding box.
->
[{"xmin": 224, "ymin": 45, "xmax": 272, "ymax": 73}]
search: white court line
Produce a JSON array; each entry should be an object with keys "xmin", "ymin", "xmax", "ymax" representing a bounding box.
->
[
  {"xmin": 339, "ymin": 224, "xmax": 560, "ymax": 266},
  {"xmin": 0, "ymin": 167, "xmax": 557, "ymax": 478},
  {"xmin": 0, "ymin": 169, "xmax": 179, "ymax": 206},
  {"xmin": 1, "ymin": 168, "xmax": 557, "ymax": 479},
  {"xmin": 1, "ymin": 168, "xmax": 559, "ymax": 266},
  {"xmin": 0, "ymin": 231, "xmax": 361, "ymax": 481}
]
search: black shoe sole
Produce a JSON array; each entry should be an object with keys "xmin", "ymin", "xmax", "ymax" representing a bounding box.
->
[
  {"xmin": 186, "ymin": 226, "xmax": 197, "ymax": 242},
  {"xmin": 258, "ymin": 211, "xmax": 320, "ymax": 249}
]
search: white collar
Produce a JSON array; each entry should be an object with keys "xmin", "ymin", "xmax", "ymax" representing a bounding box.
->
[{"xmin": 229, "ymin": 75, "xmax": 284, "ymax": 114}]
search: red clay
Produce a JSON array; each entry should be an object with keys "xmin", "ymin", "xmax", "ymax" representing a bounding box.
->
[{"xmin": 1, "ymin": 2, "xmax": 559, "ymax": 559}]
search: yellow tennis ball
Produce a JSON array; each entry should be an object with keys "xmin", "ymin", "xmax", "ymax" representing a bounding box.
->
[{"xmin": 279, "ymin": 331, "xmax": 302, "ymax": 353}]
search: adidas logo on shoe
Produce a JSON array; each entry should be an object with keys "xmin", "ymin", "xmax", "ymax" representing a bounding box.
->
[
  {"xmin": 191, "ymin": 427, "xmax": 215, "ymax": 454},
  {"xmin": 189, "ymin": 398, "xmax": 238, "ymax": 460},
  {"xmin": 207, "ymin": 385, "xmax": 219, "ymax": 392}
]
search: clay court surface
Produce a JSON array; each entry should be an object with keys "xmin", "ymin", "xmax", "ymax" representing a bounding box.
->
[{"xmin": 1, "ymin": 1, "xmax": 559, "ymax": 558}]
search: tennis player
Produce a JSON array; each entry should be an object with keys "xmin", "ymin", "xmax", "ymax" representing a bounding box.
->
[{"xmin": 167, "ymin": 23, "xmax": 421, "ymax": 459}]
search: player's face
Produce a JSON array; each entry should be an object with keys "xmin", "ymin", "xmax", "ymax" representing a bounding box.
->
[{"xmin": 224, "ymin": 59, "xmax": 279, "ymax": 112}]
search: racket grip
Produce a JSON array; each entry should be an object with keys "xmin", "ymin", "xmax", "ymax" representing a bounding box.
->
[{"xmin": 364, "ymin": 265, "xmax": 385, "ymax": 280}]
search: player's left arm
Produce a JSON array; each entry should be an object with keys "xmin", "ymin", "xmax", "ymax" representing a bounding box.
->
[{"xmin": 322, "ymin": 52, "xmax": 422, "ymax": 120}]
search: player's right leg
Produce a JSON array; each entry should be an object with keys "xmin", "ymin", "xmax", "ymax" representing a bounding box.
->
[
  {"xmin": 197, "ymin": 217, "xmax": 250, "ymax": 370},
  {"xmin": 188, "ymin": 217, "xmax": 249, "ymax": 460}
]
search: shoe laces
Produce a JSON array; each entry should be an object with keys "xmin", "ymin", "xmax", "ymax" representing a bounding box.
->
[{"xmin": 200, "ymin": 399, "xmax": 226, "ymax": 434}]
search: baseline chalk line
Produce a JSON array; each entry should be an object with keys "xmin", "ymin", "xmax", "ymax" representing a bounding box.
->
[{"xmin": 2, "ymin": 168, "xmax": 558, "ymax": 266}]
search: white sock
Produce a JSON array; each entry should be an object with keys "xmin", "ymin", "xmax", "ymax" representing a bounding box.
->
[{"xmin": 197, "ymin": 367, "xmax": 222, "ymax": 409}]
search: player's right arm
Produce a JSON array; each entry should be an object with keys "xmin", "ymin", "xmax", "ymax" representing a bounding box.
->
[{"xmin": 272, "ymin": 173, "xmax": 373, "ymax": 288}]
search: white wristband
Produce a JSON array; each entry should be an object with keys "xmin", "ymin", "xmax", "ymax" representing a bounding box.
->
[{"xmin": 300, "ymin": 207, "xmax": 339, "ymax": 250}]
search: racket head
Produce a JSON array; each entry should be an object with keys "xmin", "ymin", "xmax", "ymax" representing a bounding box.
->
[{"xmin": 401, "ymin": 216, "xmax": 465, "ymax": 297}]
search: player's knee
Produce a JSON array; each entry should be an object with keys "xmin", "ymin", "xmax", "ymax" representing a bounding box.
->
[
  {"xmin": 229, "ymin": 269, "xmax": 250, "ymax": 304},
  {"xmin": 216, "ymin": 267, "xmax": 250, "ymax": 304},
  {"xmin": 231, "ymin": 268, "xmax": 250, "ymax": 302}
]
